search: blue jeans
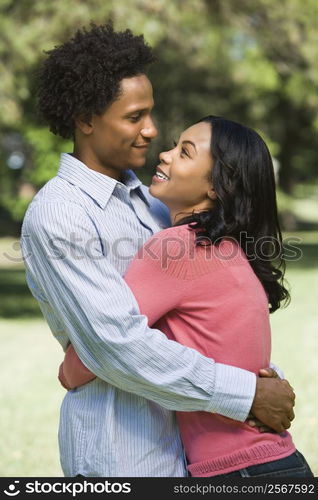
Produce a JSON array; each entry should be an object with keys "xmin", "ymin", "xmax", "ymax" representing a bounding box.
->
[{"xmin": 217, "ymin": 451, "xmax": 314, "ymax": 478}]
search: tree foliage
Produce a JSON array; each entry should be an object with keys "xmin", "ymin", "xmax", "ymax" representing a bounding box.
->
[{"xmin": 0, "ymin": 0, "xmax": 318, "ymax": 233}]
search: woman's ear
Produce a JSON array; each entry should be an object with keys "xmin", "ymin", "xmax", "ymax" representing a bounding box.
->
[
  {"xmin": 207, "ymin": 188, "xmax": 217, "ymax": 201},
  {"xmin": 75, "ymin": 114, "xmax": 93, "ymax": 135}
]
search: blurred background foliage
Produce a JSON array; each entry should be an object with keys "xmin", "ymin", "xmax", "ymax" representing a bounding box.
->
[
  {"xmin": 0, "ymin": 0, "xmax": 318, "ymax": 477},
  {"xmin": 0, "ymin": 0, "xmax": 318, "ymax": 235}
]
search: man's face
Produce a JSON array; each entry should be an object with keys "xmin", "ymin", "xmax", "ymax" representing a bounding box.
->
[{"xmin": 78, "ymin": 74, "xmax": 157, "ymax": 179}]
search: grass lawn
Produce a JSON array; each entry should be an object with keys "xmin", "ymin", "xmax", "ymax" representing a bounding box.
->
[
  {"xmin": 0, "ymin": 319, "xmax": 64, "ymax": 476},
  {"xmin": 270, "ymin": 266, "xmax": 318, "ymax": 476},
  {"xmin": 0, "ymin": 231, "xmax": 317, "ymax": 477}
]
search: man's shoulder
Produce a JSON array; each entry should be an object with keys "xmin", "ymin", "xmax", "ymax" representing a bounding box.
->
[
  {"xmin": 22, "ymin": 176, "xmax": 89, "ymax": 233},
  {"xmin": 33, "ymin": 176, "xmax": 82, "ymax": 203},
  {"xmin": 25, "ymin": 176, "xmax": 86, "ymax": 215}
]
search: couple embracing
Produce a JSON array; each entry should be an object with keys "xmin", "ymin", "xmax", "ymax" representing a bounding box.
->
[{"xmin": 21, "ymin": 23, "xmax": 313, "ymax": 478}]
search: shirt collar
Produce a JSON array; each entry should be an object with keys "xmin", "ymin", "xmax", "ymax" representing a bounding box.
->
[{"xmin": 57, "ymin": 153, "xmax": 149, "ymax": 208}]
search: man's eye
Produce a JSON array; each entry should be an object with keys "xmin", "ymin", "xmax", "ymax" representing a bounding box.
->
[{"xmin": 130, "ymin": 114, "xmax": 141, "ymax": 122}]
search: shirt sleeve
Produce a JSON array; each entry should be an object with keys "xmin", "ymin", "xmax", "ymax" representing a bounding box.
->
[
  {"xmin": 21, "ymin": 201, "xmax": 256, "ymax": 420},
  {"xmin": 269, "ymin": 362, "xmax": 284, "ymax": 379}
]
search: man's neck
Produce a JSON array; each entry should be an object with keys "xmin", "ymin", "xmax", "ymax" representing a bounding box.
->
[{"xmin": 72, "ymin": 147, "xmax": 121, "ymax": 181}]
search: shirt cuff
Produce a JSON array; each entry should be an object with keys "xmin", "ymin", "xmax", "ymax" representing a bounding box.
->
[
  {"xmin": 270, "ymin": 361, "xmax": 284, "ymax": 379},
  {"xmin": 207, "ymin": 363, "xmax": 257, "ymax": 422}
]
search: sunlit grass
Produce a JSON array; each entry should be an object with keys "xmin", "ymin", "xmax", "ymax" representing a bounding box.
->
[
  {"xmin": 0, "ymin": 319, "xmax": 64, "ymax": 476},
  {"xmin": 270, "ymin": 265, "xmax": 318, "ymax": 476}
]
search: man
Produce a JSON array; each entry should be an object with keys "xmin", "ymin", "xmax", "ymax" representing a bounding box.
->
[{"xmin": 21, "ymin": 23, "xmax": 294, "ymax": 477}]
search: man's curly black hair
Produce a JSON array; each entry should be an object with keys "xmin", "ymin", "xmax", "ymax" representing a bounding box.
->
[{"xmin": 37, "ymin": 22, "xmax": 156, "ymax": 139}]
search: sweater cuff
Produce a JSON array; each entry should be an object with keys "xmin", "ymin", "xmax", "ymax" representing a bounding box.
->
[{"xmin": 208, "ymin": 363, "xmax": 257, "ymax": 422}]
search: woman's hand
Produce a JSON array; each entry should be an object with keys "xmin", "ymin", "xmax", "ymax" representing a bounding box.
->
[
  {"xmin": 58, "ymin": 361, "xmax": 73, "ymax": 390},
  {"xmin": 58, "ymin": 344, "xmax": 97, "ymax": 390}
]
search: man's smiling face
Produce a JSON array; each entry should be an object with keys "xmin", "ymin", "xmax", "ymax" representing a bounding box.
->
[{"xmin": 76, "ymin": 74, "xmax": 157, "ymax": 179}]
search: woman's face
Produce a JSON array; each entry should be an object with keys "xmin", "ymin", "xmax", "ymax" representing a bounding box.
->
[{"xmin": 150, "ymin": 122, "xmax": 215, "ymax": 220}]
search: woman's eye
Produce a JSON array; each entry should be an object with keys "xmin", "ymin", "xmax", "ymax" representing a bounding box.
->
[
  {"xmin": 181, "ymin": 147, "xmax": 189, "ymax": 158},
  {"xmin": 172, "ymin": 140, "xmax": 189, "ymax": 158}
]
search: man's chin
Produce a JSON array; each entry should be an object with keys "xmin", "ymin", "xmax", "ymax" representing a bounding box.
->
[{"xmin": 129, "ymin": 160, "xmax": 147, "ymax": 170}]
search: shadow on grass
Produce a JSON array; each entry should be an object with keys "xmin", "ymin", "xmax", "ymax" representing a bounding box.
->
[
  {"xmin": 0, "ymin": 268, "xmax": 42, "ymax": 318},
  {"xmin": 284, "ymin": 243, "xmax": 318, "ymax": 270},
  {"xmin": 0, "ymin": 240, "xmax": 317, "ymax": 319}
]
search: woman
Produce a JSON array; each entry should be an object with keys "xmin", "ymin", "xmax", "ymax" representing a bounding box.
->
[{"xmin": 59, "ymin": 116, "xmax": 313, "ymax": 477}]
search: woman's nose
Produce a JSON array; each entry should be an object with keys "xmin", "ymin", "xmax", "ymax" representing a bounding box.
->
[{"xmin": 159, "ymin": 150, "xmax": 172, "ymax": 164}]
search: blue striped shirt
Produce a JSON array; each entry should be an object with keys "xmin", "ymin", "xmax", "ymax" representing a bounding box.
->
[{"xmin": 21, "ymin": 153, "xmax": 256, "ymax": 477}]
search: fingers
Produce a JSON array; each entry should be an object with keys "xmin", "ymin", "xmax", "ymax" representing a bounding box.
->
[
  {"xmin": 288, "ymin": 408, "xmax": 295, "ymax": 422},
  {"xmin": 247, "ymin": 419, "xmax": 269, "ymax": 432},
  {"xmin": 259, "ymin": 367, "xmax": 279, "ymax": 378},
  {"xmin": 247, "ymin": 419, "xmax": 257, "ymax": 427},
  {"xmin": 247, "ymin": 417, "xmax": 292, "ymax": 432},
  {"xmin": 281, "ymin": 379, "xmax": 296, "ymax": 407},
  {"xmin": 259, "ymin": 426, "xmax": 275, "ymax": 433},
  {"xmin": 282, "ymin": 378, "xmax": 295, "ymax": 393},
  {"xmin": 58, "ymin": 363, "xmax": 70, "ymax": 390},
  {"xmin": 251, "ymin": 376, "xmax": 296, "ymax": 433},
  {"xmin": 249, "ymin": 421, "xmax": 289, "ymax": 433},
  {"xmin": 247, "ymin": 420, "xmax": 274, "ymax": 433},
  {"xmin": 247, "ymin": 417, "xmax": 268, "ymax": 428},
  {"xmin": 272, "ymin": 421, "xmax": 285, "ymax": 433},
  {"xmin": 276, "ymin": 415, "xmax": 292, "ymax": 432}
]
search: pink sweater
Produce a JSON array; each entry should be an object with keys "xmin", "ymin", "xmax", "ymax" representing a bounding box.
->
[{"xmin": 125, "ymin": 224, "xmax": 295, "ymax": 477}]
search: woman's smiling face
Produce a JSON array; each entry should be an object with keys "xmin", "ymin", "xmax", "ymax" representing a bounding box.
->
[{"xmin": 150, "ymin": 121, "xmax": 215, "ymax": 222}]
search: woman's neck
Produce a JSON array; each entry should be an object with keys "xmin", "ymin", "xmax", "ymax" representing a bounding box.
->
[{"xmin": 169, "ymin": 201, "xmax": 214, "ymax": 226}]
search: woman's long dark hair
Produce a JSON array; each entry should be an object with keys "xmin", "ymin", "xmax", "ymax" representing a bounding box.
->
[{"xmin": 176, "ymin": 115, "xmax": 290, "ymax": 313}]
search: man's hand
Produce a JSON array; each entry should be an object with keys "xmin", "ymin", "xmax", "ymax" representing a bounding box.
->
[
  {"xmin": 247, "ymin": 368, "xmax": 296, "ymax": 433},
  {"xmin": 259, "ymin": 367, "xmax": 280, "ymax": 379},
  {"xmin": 250, "ymin": 371, "xmax": 295, "ymax": 433},
  {"xmin": 247, "ymin": 368, "xmax": 281, "ymax": 432}
]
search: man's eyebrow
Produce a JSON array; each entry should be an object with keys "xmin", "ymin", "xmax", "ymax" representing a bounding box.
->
[
  {"xmin": 124, "ymin": 108, "xmax": 145, "ymax": 116},
  {"xmin": 182, "ymin": 140, "xmax": 197, "ymax": 153},
  {"xmin": 125, "ymin": 103, "xmax": 155, "ymax": 115}
]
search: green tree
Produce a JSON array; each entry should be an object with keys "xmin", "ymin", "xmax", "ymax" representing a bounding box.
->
[
  {"xmin": 1, "ymin": 0, "xmax": 318, "ymax": 233},
  {"xmin": 203, "ymin": 0, "xmax": 318, "ymax": 192}
]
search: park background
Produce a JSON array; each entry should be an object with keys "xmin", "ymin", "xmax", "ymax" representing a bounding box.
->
[{"xmin": 0, "ymin": 0, "xmax": 317, "ymax": 476}]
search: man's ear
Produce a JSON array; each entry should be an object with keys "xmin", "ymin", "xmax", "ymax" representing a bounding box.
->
[
  {"xmin": 75, "ymin": 114, "xmax": 93, "ymax": 135},
  {"xmin": 207, "ymin": 188, "xmax": 217, "ymax": 201}
]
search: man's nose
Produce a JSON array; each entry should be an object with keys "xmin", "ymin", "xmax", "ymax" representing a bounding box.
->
[{"xmin": 141, "ymin": 116, "xmax": 158, "ymax": 139}]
